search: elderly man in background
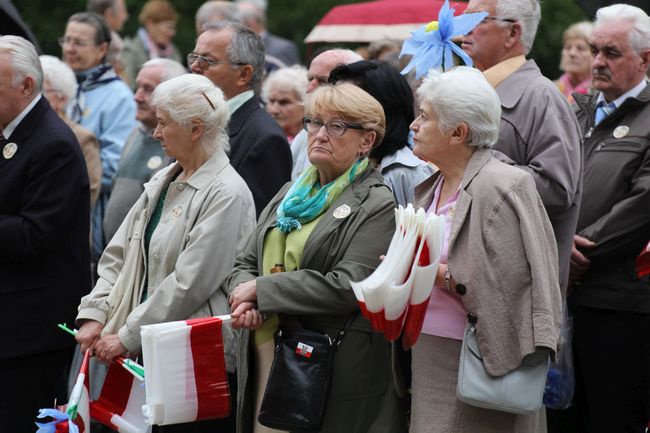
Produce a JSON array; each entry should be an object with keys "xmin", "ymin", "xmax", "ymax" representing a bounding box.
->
[
  {"xmin": 103, "ymin": 58, "xmax": 186, "ymax": 243},
  {"xmin": 461, "ymin": 0, "xmax": 582, "ymax": 291},
  {"xmin": 40, "ymin": 55, "xmax": 102, "ymax": 211},
  {"xmin": 189, "ymin": 21, "xmax": 291, "ymax": 215},
  {"xmin": 195, "ymin": 0, "xmax": 240, "ymax": 35},
  {"xmin": 236, "ymin": 0, "xmax": 300, "ymax": 69},
  {"xmin": 567, "ymin": 5, "xmax": 650, "ymax": 433},
  {"xmin": 86, "ymin": 0, "xmax": 129, "ymax": 33},
  {"xmin": 290, "ymin": 48, "xmax": 363, "ymax": 178},
  {"xmin": 62, "ymin": 11, "xmax": 137, "ymax": 265},
  {"xmin": 0, "ymin": 35, "xmax": 91, "ymax": 432}
]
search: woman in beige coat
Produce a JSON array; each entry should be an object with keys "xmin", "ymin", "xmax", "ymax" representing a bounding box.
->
[
  {"xmin": 75, "ymin": 74, "xmax": 256, "ymax": 432},
  {"xmin": 408, "ymin": 67, "xmax": 562, "ymax": 433}
]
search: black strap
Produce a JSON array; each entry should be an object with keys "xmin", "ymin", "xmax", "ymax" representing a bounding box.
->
[{"xmin": 332, "ymin": 312, "xmax": 358, "ymax": 347}]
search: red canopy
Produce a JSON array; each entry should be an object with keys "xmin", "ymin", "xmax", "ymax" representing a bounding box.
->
[{"xmin": 305, "ymin": 0, "xmax": 468, "ymax": 43}]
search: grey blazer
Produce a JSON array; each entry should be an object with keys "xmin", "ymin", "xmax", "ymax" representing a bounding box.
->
[{"xmin": 415, "ymin": 148, "xmax": 562, "ymax": 376}]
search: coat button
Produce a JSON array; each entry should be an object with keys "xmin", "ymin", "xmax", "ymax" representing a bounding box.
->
[{"xmin": 455, "ymin": 283, "xmax": 467, "ymax": 295}]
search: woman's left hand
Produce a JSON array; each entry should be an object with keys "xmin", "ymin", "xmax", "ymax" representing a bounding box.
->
[
  {"xmin": 229, "ymin": 279, "xmax": 258, "ymax": 310},
  {"xmin": 231, "ymin": 301, "xmax": 264, "ymax": 330},
  {"xmin": 93, "ymin": 334, "xmax": 127, "ymax": 363}
]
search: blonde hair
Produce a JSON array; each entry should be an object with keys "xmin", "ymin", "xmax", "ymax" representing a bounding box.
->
[
  {"xmin": 139, "ymin": 0, "xmax": 178, "ymax": 24},
  {"xmin": 562, "ymin": 21, "xmax": 593, "ymax": 44},
  {"xmin": 305, "ymin": 82, "xmax": 386, "ymax": 147}
]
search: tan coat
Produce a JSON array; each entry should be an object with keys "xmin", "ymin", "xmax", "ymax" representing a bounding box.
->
[
  {"xmin": 414, "ymin": 148, "xmax": 562, "ymax": 376},
  {"xmin": 64, "ymin": 116, "xmax": 101, "ymax": 210}
]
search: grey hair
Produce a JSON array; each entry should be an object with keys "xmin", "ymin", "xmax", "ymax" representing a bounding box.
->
[
  {"xmin": 316, "ymin": 48, "xmax": 363, "ymax": 66},
  {"xmin": 106, "ymin": 30, "xmax": 123, "ymax": 67},
  {"xmin": 236, "ymin": 1, "xmax": 266, "ymax": 28},
  {"xmin": 417, "ymin": 66, "xmax": 501, "ymax": 149},
  {"xmin": 152, "ymin": 74, "xmax": 230, "ymax": 155},
  {"xmin": 203, "ymin": 21, "xmax": 265, "ymax": 90},
  {"xmin": 68, "ymin": 12, "xmax": 112, "ymax": 46},
  {"xmin": 39, "ymin": 55, "xmax": 77, "ymax": 102},
  {"xmin": 86, "ymin": 0, "xmax": 119, "ymax": 15},
  {"xmin": 261, "ymin": 65, "xmax": 308, "ymax": 104},
  {"xmin": 141, "ymin": 58, "xmax": 187, "ymax": 82},
  {"xmin": 0, "ymin": 35, "xmax": 43, "ymax": 94},
  {"xmin": 495, "ymin": 0, "xmax": 541, "ymax": 54},
  {"xmin": 562, "ymin": 21, "xmax": 594, "ymax": 44},
  {"xmin": 595, "ymin": 4, "xmax": 650, "ymax": 54},
  {"xmin": 195, "ymin": 1, "xmax": 241, "ymax": 32}
]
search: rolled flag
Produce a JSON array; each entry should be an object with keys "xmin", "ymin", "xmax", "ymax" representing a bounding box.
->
[
  {"xmin": 141, "ymin": 316, "xmax": 232, "ymax": 425},
  {"xmin": 36, "ymin": 349, "xmax": 91, "ymax": 433},
  {"xmin": 402, "ymin": 213, "xmax": 446, "ymax": 349},
  {"xmin": 91, "ymin": 361, "xmax": 150, "ymax": 433},
  {"xmin": 636, "ymin": 240, "xmax": 650, "ymax": 277}
]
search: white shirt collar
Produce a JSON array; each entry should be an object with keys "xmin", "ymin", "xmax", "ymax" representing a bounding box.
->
[
  {"xmin": 596, "ymin": 78, "xmax": 648, "ymax": 108},
  {"xmin": 227, "ymin": 90, "xmax": 255, "ymax": 115},
  {"xmin": 3, "ymin": 94, "xmax": 42, "ymax": 139}
]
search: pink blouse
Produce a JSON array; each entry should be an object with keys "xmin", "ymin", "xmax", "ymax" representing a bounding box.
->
[{"xmin": 421, "ymin": 177, "xmax": 467, "ymax": 341}]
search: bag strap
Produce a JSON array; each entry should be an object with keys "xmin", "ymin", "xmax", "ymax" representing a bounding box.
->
[{"xmin": 332, "ymin": 312, "xmax": 358, "ymax": 348}]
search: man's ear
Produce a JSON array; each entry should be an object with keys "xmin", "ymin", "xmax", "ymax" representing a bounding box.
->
[
  {"xmin": 504, "ymin": 22, "xmax": 523, "ymax": 50},
  {"xmin": 236, "ymin": 64, "xmax": 254, "ymax": 89}
]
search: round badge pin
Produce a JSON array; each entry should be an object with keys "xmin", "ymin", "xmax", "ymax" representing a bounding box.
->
[
  {"xmin": 333, "ymin": 204, "xmax": 351, "ymax": 219},
  {"xmin": 147, "ymin": 155, "xmax": 163, "ymax": 170},
  {"xmin": 613, "ymin": 125, "xmax": 630, "ymax": 139},
  {"xmin": 171, "ymin": 205, "xmax": 184, "ymax": 219},
  {"xmin": 3, "ymin": 142, "xmax": 17, "ymax": 159}
]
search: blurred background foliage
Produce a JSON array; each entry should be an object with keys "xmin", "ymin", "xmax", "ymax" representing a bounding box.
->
[{"xmin": 16, "ymin": 0, "xmax": 585, "ymax": 80}]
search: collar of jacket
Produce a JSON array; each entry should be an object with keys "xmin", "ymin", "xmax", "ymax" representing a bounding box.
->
[
  {"xmin": 144, "ymin": 146, "xmax": 230, "ymax": 196},
  {"xmin": 493, "ymin": 59, "xmax": 540, "ymax": 109},
  {"xmin": 574, "ymin": 82, "xmax": 650, "ymax": 129},
  {"xmin": 413, "ymin": 148, "xmax": 492, "ymax": 248},
  {"xmin": 256, "ymin": 167, "xmax": 387, "ymax": 269},
  {"xmin": 227, "ymin": 95, "xmax": 261, "ymax": 137}
]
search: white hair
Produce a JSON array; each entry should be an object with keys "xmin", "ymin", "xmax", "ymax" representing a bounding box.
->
[
  {"xmin": 195, "ymin": 0, "xmax": 241, "ymax": 31},
  {"xmin": 141, "ymin": 58, "xmax": 187, "ymax": 81},
  {"xmin": 152, "ymin": 74, "xmax": 230, "ymax": 155},
  {"xmin": 417, "ymin": 67, "xmax": 501, "ymax": 149},
  {"xmin": 39, "ymin": 55, "xmax": 77, "ymax": 103},
  {"xmin": 318, "ymin": 48, "xmax": 363, "ymax": 66},
  {"xmin": 0, "ymin": 35, "xmax": 43, "ymax": 94},
  {"xmin": 261, "ymin": 65, "xmax": 308, "ymax": 104},
  {"xmin": 595, "ymin": 4, "xmax": 650, "ymax": 54},
  {"xmin": 496, "ymin": 0, "xmax": 541, "ymax": 54}
]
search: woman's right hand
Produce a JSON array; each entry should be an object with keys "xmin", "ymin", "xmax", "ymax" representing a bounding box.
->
[{"xmin": 76, "ymin": 320, "xmax": 104, "ymax": 354}]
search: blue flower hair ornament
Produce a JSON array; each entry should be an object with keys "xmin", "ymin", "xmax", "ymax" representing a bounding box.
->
[
  {"xmin": 400, "ymin": 0, "xmax": 488, "ymax": 77},
  {"xmin": 35, "ymin": 408, "xmax": 80, "ymax": 433}
]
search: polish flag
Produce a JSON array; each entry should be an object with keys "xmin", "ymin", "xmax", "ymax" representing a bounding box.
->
[
  {"xmin": 90, "ymin": 362, "xmax": 150, "ymax": 433},
  {"xmin": 140, "ymin": 316, "xmax": 231, "ymax": 426}
]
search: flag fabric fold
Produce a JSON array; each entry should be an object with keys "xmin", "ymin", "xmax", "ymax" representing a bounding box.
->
[
  {"xmin": 351, "ymin": 205, "xmax": 445, "ymax": 345},
  {"xmin": 90, "ymin": 361, "xmax": 150, "ymax": 433},
  {"xmin": 140, "ymin": 316, "xmax": 231, "ymax": 426}
]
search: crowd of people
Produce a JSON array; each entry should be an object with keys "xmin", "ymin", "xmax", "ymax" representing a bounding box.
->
[{"xmin": 0, "ymin": 0, "xmax": 649, "ymax": 433}]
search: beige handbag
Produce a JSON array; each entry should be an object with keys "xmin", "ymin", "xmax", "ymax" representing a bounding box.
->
[
  {"xmin": 457, "ymin": 321, "xmax": 550, "ymax": 415},
  {"xmin": 102, "ymin": 209, "xmax": 148, "ymax": 336}
]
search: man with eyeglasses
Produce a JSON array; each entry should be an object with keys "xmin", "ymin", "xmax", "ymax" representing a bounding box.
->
[
  {"xmin": 61, "ymin": 11, "xmax": 136, "ymax": 268},
  {"xmin": 189, "ymin": 21, "xmax": 290, "ymax": 216},
  {"xmin": 462, "ymin": 0, "xmax": 582, "ymax": 295}
]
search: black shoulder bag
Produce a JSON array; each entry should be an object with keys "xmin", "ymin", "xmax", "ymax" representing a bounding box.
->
[{"xmin": 258, "ymin": 313, "xmax": 357, "ymax": 431}]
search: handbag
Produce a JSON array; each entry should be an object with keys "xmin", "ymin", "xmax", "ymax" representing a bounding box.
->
[
  {"xmin": 457, "ymin": 320, "xmax": 550, "ymax": 415},
  {"xmin": 258, "ymin": 313, "xmax": 357, "ymax": 431}
]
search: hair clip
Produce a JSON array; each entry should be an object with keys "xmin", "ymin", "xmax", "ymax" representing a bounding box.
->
[{"xmin": 201, "ymin": 91, "xmax": 215, "ymax": 110}]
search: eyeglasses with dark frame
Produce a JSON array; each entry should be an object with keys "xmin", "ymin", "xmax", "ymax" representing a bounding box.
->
[
  {"xmin": 187, "ymin": 53, "xmax": 246, "ymax": 70},
  {"xmin": 303, "ymin": 117, "xmax": 365, "ymax": 138},
  {"xmin": 479, "ymin": 16, "xmax": 517, "ymax": 25}
]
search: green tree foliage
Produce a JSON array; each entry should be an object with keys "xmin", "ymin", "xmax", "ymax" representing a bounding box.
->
[{"xmin": 17, "ymin": 0, "xmax": 585, "ymax": 78}]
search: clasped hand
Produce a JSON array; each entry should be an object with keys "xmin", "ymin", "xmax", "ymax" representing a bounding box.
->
[
  {"xmin": 229, "ymin": 280, "xmax": 264, "ymax": 330},
  {"xmin": 75, "ymin": 320, "xmax": 127, "ymax": 363}
]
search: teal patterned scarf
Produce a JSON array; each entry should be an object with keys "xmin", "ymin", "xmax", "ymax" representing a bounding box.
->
[{"xmin": 276, "ymin": 158, "xmax": 369, "ymax": 233}]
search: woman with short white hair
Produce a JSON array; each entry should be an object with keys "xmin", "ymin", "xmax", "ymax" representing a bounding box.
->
[
  {"xmin": 261, "ymin": 65, "xmax": 308, "ymax": 143},
  {"xmin": 76, "ymin": 73, "xmax": 256, "ymax": 432},
  {"xmin": 409, "ymin": 66, "xmax": 562, "ymax": 433},
  {"xmin": 40, "ymin": 54, "xmax": 102, "ymax": 210}
]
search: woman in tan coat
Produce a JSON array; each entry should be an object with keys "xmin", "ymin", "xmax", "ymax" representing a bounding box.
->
[{"xmin": 408, "ymin": 67, "xmax": 562, "ymax": 433}]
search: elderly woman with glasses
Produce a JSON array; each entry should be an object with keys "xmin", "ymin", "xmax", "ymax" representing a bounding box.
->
[
  {"xmin": 75, "ymin": 74, "xmax": 256, "ymax": 432},
  {"xmin": 226, "ymin": 82, "xmax": 407, "ymax": 433},
  {"xmin": 408, "ymin": 67, "xmax": 562, "ymax": 433}
]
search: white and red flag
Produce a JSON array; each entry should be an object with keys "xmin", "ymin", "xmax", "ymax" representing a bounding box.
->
[
  {"xmin": 90, "ymin": 361, "xmax": 150, "ymax": 433},
  {"xmin": 35, "ymin": 349, "xmax": 91, "ymax": 433},
  {"xmin": 140, "ymin": 316, "xmax": 231, "ymax": 426}
]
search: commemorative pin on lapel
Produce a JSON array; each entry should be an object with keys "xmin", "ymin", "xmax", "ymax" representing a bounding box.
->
[
  {"xmin": 3, "ymin": 143, "xmax": 17, "ymax": 159},
  {"xmin": 613, "ymin": 125, "xmax": 630, "ymax": 139}
]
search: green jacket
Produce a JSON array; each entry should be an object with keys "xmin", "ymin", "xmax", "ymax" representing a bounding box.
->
[{"xmin": 225, "ymin": 167, "xmax": 407, "ymax": 433}]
